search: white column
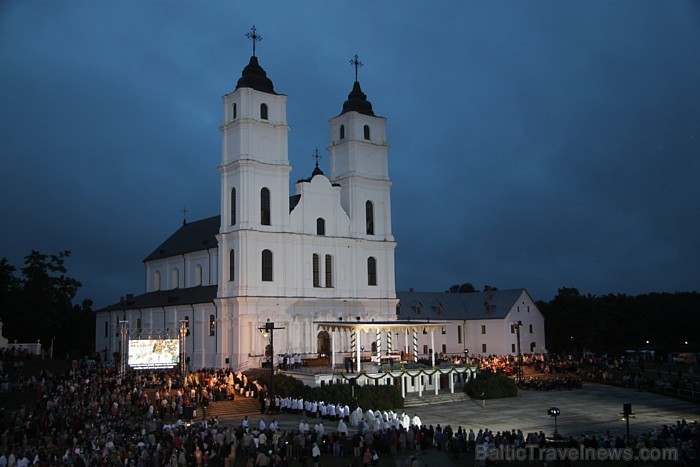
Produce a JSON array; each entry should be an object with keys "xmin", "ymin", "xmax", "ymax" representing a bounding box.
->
[
  {"xmin": 376, "ymin": 329, "xmax": 381, "ymax": 360},
  {"xmin": 404, "ymin": 329, "xmax": 409, "ymax": 358},
  {"xmin": 356, "ymin": 329, "xmax": 361, "ymax": 373},
  {"xmin": 331, "ymin": 329, "xmax": 336, "ymax": 368},
  {"xmin": 413, "ymin": 331, "xmax": 418, "ymax": 363},
  {"xmin": 350, "ymin": 330, "xmax": 356, "ymax": 370},
  {"xmin": 434, "ymin": 371, "xmax": 439, "ymax": 395},
  {"xmin": 401, "ymin": 374, "xmax": 406, "ymax": 398},
  {"xmin": 430, "ymin": 330, "xmax": 436, "ymax": 367},
  {"xmin": 450, "ymin": 371, "xmax": 455, "ymax": 394}
]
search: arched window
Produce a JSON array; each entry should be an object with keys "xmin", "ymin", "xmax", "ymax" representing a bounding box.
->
[
  {"xmin": 325, "ymin": 254, "xmax": 333, "ymax": 288},
  {"xmin": 340, "ymin": 124, "xmax": 345, "ymax": 140},
  {"xmin": 232, "ymin": 103, "xmax": 237, "ymax": 120},
  {"xmin": 194, "ymin": 264, "xmax": 202, "ymax": 286},
  {"xmin": 363, "ymin": 125, "xmax": 370, "ymax": 140},
  {"xmin": 365, "ymin": 200, "xmax": 374, "ymax": 235},
  {"xmin": 262, "ymin": 249, "xmax": 273, "ymax": 282},
  {"xmin": 230, "ymin": 187, "xmax": 236, "ymax": 225},
  {"xmin": 312, "ymin": 254, "xmax": 320, "ymax": 287},
  {"xmin": 154, "ymin": 271, "xmax": 161, "ymax": 291},
  {"xmin": 260, "ymin": 103, "xmax": 268, "ymax": 120},
  {"xmin": 367, "ymin": 257, "xmax": 377, "ymax": 286},
  {"xmin": 316, "ymin": 218, "xmax": 325, "ymax": 235},
  {"xmin": 229, "ymin": 249, "xmax": 235, "ymax": 282},
  {"xmin": 209, "ymin": 314, "xmax": 216, "ymax": 336},
  {"xmin": 171, "ymin": 268, "xmax": 179, "ymax": 289},
  {"xmin": 184, "ymin": 316, "xmax": 190, "ymax": 336},
  {"xmin": 261, "ymin": 188, "xmax": 271, "ymax": 225}
]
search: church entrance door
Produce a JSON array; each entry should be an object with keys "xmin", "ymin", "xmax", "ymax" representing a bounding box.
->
[{"xmin": 317, "ymin": 331, "xmax": 330, "ymax": 359}]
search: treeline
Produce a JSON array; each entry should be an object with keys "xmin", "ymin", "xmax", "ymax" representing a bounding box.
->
[
  {"xmin": 538, "ymin": 287, "xmax": 700, "ymax": 356},
  {"xmin": 449, "ymin": 282, "xmax": 699, "ymax": 357},
  {"xmin": 0, "ymin": 250, "xmax": 95, "ymax": 358}
]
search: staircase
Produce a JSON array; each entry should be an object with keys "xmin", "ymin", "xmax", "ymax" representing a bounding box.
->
[
  {"xmin": 205, "ymin": 397, "xmax": 260, "ymax": 420},
  {"xmin": 403, "ymin": 390, "xmax": 470, "ymax": 408}
]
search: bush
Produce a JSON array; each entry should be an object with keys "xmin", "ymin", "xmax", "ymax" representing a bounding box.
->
[
  {"xmin": 258, "ymin": 373, "xmax": 403, "ymax": 410},
  {"xmin": 465, "ymin": 372, "xmax": 518, "ymax": 399}
]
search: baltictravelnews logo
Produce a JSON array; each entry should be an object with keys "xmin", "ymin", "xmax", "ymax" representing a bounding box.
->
[{"xmin": 476, "ymin": 445, "xmax": 678, "ymax": 463}]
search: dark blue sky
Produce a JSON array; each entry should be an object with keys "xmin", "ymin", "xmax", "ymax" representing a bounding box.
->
[{"xmin": 1, "ymin": 2, "xmax": 699, "ymax": 308}]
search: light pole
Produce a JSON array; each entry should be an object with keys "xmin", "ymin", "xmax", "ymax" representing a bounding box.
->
[
  {"xmin": 621, "ymin": 403, "xmax": 633, "ymax": 446},
  {"xmin": 179, "ymin": 319, "xmax": 188, "ymax": 387},
  {"xmin": 548, "ymin": 407, "xmax": 560, "ymax": 438},
  {"xmin": 259, "ymin": 319, "xmax": 284, "ymax": 398},
  {"xmin": 513, "ymin": 321, "xmax": 523, "ymax": 380}
]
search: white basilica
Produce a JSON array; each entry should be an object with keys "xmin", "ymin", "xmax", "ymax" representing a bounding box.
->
[
  {"xmin": 95, "ymin": 48, "xmax": 546, "ymax": 372},
  {"xmin": 96, "ymin": 50, "xmax": 397, "ymax": 370}
]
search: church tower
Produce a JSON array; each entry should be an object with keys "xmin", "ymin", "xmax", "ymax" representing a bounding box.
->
[
  {"xmin": 328, "ymin": 56, "xmax": 393, "ymax": 244},
  {"xmin": 217, "ymin": 28, "xmax": 291, "ymax": 299},
  {"xmin": 327, "ymin": 56, "xmax": 396, "ymax": 302}
]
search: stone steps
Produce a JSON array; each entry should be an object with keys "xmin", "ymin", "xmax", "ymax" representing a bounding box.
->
[{"xmin": 205, "ymin": 398, "xmax": 260, "ymax": 419}]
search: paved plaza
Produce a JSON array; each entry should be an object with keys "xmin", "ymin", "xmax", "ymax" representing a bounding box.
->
[
  {"xmin": 224, "ymin": 383, "xmax": 698, "ymax": 440},
  {"xmin": 406, "ymin": 383, "xmax": 698, "ymax": 439}
]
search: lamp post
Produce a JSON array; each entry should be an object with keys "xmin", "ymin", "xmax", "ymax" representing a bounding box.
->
[
  {"xmin": 621, "ymin": 403, "xmax": 633, "ymax": 446},
  {"xmin": 513, "ymin": 321, "xmax": 523, "ymax": 380},
  {"xmin": 548, "ymin": 407, "xmax": 560, "ymax": 438},
  {"xmin": 179, "ymin": 319, "xmax": 188, "ymax": 387},
  {"xmin": 259, "ymin": 319, "xmax": 284, "ymax": 398}
]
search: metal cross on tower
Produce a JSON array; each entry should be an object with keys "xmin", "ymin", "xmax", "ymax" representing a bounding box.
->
[
  {"xmin": 311, "ymin": 148, "xmax": 322, "ymax": 168},
  {"xmin": 246, "ymin": 25, "xmax": 262, "ymax": 57},
  {"xmin": 181, "ymin": 206, "xmax": 188, "ymax": 225},
  {"xmin": 350, "ymin": 54, "xmax": 363, "ymax": 82}
]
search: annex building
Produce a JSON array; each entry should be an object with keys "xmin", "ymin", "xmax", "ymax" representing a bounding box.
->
[{"xmin": 95, "ymin": 45, "xmax": 546, "ymax": 372}]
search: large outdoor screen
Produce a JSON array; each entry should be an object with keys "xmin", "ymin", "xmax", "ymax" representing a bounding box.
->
[{"xmin": 128, "ymin": 339, "xmax": 179, "ymax": 370}]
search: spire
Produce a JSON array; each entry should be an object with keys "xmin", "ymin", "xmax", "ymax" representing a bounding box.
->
[
  {"xmin": 245, "ymin": 25, "xmax": 262, "ymax": 57},
  {"xmin": 311, "ymin": 148, "xmax": 324, "ymax": 177},
  {"xmin": 350, "ymin": 54, "xmax": 363, "ymax": 82},
  {"xmin": 340, "ymin": 54, "xmax": 374, "ymax": 116},
  {"xmin": 236, "ymin": 26, "xmax": 277, "ymax": 94}
]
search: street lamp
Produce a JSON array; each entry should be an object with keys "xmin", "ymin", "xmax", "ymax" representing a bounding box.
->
[
  {"xmin": 259, "ymin": 319, "xmax": 284, "ymax": 398},
  {"xmin": 513, "ymin": 321, "xmax": 523, "ymax": 380},
  {"xmin": 179, "ymin": 319, "xmax": 189, "ymax": 387},
  {"xmin": 548, "ymin": 407, "xmax": 560, "ymax": 438},
  {"xmin": 621, "ymin": 403, "xmax": 633, "ymax": 446}
]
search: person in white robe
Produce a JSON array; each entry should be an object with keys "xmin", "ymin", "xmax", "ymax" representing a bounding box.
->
[
  {"xmin": 411, "ymin": 414, "xmax": 422, "ymax": 427},
  {"xmin": 337, "ymin": 419, "xmax": 348, "ymax": 436}
]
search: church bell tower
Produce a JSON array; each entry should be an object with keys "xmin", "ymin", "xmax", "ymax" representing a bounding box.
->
[{"xmin": 328, "ymin": 55, "xmax": 393, "ymax": 243}]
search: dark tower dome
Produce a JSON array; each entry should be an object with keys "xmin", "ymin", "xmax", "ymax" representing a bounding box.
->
[
  {"xmin": 340, "ymin": 81, "xmax": 374, "ymax": 116},
  {"xmin": 312, "ymin": 164, "xmax": 324, "ymax": 177},
  {"xmin": 236, "ymin": 56, "xmax": 277, "ymax": 95}
]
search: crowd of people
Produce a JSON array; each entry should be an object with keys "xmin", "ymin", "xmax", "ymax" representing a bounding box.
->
[
  {"xmin": 0, "ymin": 353, "xmax": 282, "ymax": 466},
  {"xmin": 0, "ymin": 348, "xmax": 697, "ymax": 465},
  {"xmin": 216, "ymin": 409, "xmax": 699, "ymax": 467},
  {"xmin": 516, "ymin": 375, "xmax": 583, "ymax": 391},
  {"xmin": 434, "ymin": 351, "xmax": 700, "ymax": 400}
]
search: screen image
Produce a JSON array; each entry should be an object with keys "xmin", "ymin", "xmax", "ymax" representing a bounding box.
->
[{"xmin": 128, "ymin": 339, "xmax": 179, "ymax": 369}]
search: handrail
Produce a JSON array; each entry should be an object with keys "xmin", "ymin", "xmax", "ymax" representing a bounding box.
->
[{"xmin": 229, "ymin": 360, "xmax": 249, "ymax": 373}]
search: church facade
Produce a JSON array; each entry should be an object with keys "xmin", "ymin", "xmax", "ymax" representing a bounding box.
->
[
  {"xmin": 96, "ymin": 51, "xmax": 398, "ymax": 370},
  {"xmin": 95, "ymin": 50, "xmax": 546, "ymax": 370}
]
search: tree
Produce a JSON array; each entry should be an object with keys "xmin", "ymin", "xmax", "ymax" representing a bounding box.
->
[
  {"xmin": 447, "ymin": 283, "xmax": 478, "ymax": 293},
  {"xmin": 0, "ymin": 250, "xmax": 94, "ymax": 358}
]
